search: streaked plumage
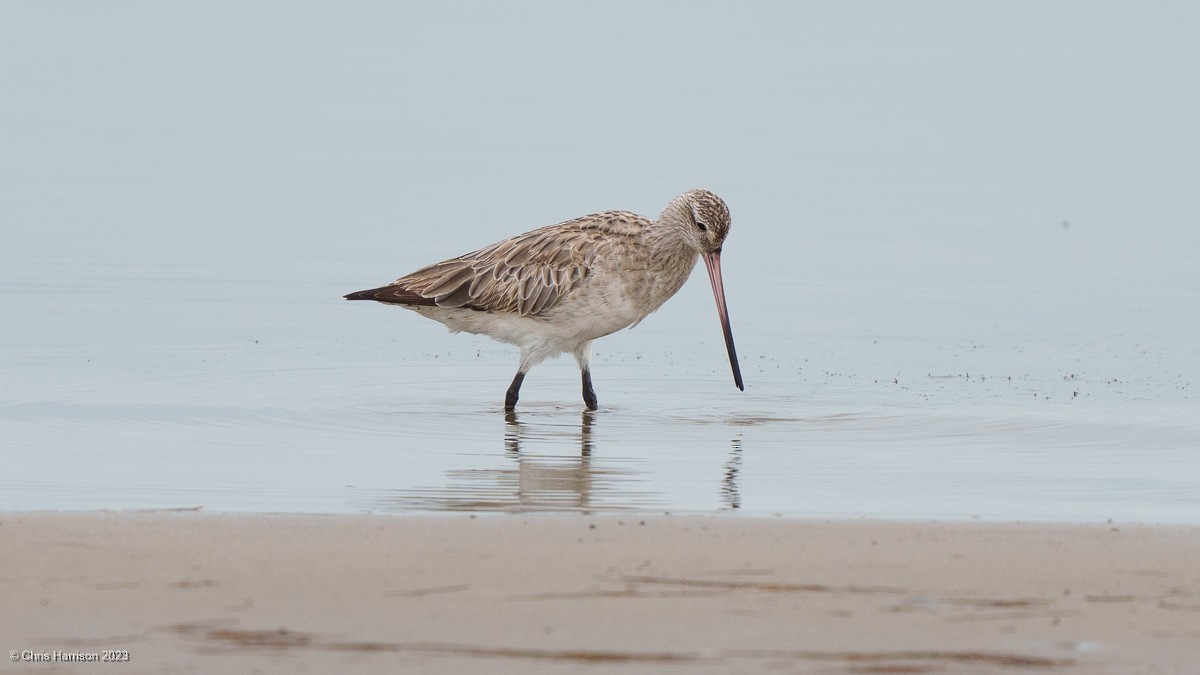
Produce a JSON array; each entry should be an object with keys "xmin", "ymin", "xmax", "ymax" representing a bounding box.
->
[{"xmin": 346, "ymin": 189, "xmax": 744, "ymax": 411}]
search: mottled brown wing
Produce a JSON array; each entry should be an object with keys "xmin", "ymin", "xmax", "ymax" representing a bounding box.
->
[{"xmin": 346, "ymin": 217, "xmax": 614, "ymax": 316}]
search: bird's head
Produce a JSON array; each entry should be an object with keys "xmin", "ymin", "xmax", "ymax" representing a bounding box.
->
[{"xmin": 662, "ymin": 188, "xmax": 731, "ymax": 255}]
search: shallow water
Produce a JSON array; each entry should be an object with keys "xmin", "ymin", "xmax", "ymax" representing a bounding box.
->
[
  {"xmin": 3, "ymin": 234, "xmax": 1197, "ymax": 522},
  {"xmin": 2, "ymin": 3, "xmax": 1199, "ymax": 522}
]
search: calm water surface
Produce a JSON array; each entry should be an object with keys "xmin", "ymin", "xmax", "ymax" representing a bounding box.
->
[
  {"xmin": 2, "ymin": 3, "xmax": 1198, "ymax": 522},
  {"xmin": 3, "ymin": 222, "xmax": 1197, "ymax": 522}
]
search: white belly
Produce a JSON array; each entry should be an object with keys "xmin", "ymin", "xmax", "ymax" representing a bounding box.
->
[{"xmin": 405, "ymin": 251, "xmax": 697, "ymax": 367}]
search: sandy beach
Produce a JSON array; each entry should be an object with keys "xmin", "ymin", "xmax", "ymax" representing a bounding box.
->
[{"xmin": 2, "ymin": 513, "xmax": 1198, "ymax": 674}]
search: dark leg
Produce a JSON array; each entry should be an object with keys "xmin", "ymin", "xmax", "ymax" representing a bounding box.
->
[
  {"xmin": 505, "ymin": 371, "xmax": 526, "ymax": 411},
  {"xmin": 581, "ymin": 368, "xmax": 598, "ymax": 411}
]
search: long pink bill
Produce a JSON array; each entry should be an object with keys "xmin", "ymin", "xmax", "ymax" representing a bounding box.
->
[{"xmin": 702, "ymin": 251, "xmax": 744, "ymax": 391}]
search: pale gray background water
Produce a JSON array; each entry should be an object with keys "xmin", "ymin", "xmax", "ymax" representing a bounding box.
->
[{"xmin": 3, "ymin": 2, "xmax": 1198, "ymax": 522}]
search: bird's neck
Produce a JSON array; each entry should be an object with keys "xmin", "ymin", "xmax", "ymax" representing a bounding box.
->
[
  {"xmin": 637, "ymin": 217, "xmax": 700, "ymax": 308},
  {"xmin": 646, "ymin": 208, "xmax": 697, "ymax": 263}
]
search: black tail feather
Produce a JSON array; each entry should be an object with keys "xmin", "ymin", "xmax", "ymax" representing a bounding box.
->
[{"xmin": 343, "ymin": 285, "xmax": 437, "ymax": 306}]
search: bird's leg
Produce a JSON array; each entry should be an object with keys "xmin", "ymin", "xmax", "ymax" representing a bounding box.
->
[
  {"xmin": 573, "ymin": 341, "xmax": 598, "ymax": 411},
  {"xmin": 581, "ymin": 369, "xmax": 598, "ymax": 411},
  {"xmin": 505, "ymin": 371, "xmax": 526, "ymax": 411}
]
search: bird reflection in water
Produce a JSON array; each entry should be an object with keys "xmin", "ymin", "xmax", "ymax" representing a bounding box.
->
[
  {"xmin": 721, "ymin": 435, "xmax": 742, "ymax": 510},
  {"xmin": 501, "ymin": 409, "xmax": 596, "ymax": 510},
  {"xmin": 374, "ymin": 410, "xmax": 659, "ymax": 513}
]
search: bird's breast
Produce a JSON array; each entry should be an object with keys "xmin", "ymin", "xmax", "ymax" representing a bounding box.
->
[{"xmin": 562, "ymin": 246, "xmax": 698, "ymax": 330}]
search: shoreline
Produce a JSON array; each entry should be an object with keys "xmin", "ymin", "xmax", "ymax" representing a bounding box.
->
[{"xmin": 3, "ymin": 512, "xmax": 1198, "ymax": 673}]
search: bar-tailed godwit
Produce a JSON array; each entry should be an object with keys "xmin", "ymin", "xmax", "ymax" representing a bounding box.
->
[{"xmin": 345, "ymin": 189, "xmax": 743, "ymax": 411}]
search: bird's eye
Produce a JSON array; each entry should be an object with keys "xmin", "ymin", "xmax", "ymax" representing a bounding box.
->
[{"xmin": 696, "ymin": 221, "xmax": 708, "ymax": 232}]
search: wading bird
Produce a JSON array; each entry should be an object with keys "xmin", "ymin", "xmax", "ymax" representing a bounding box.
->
[{"xmin": 345, "ymin": 189, "xmax": 743, "ymax": 411}]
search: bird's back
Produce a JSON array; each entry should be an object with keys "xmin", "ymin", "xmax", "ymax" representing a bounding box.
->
[{"xmin": 347, "ymin": 210, "xmax": 655, "ymax": 318}]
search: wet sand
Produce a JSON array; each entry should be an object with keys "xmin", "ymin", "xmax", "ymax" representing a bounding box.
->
[{"xmin": 2, "ymin": 513, "xmax": 1198, "ymax": 674}]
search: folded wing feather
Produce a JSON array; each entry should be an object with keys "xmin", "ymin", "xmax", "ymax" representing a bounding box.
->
[{"xmin": 378, "ymin": 223, "xmax": 603, "ymax": 316}]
